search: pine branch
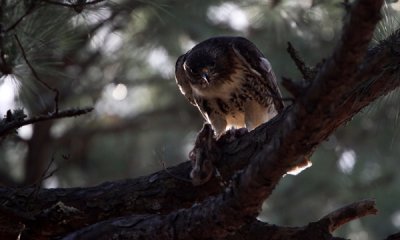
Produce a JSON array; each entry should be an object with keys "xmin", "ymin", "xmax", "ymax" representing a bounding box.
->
[
  {"xmin": 4, "ymin": 0, "xmax": 107, "ymax": 34},
  {"xmin": 0, "ymin": 107, "xmax": 94, "ymax": 137},
  {"xmin": 14, "ymin": 34, "xmax": 60, "ymax": 113},
  {"xmin": 41, "ymin": 0, "xmax": 106, "ymax": 13},
  {"xmin": 286, "ymin": 42, "xmax": 314, "ymax": 81},
  {"xmin": 41, "ymin": 0, "xmax": 106, "ymax": 8},
  {"xmin": 5, "ymin": 3, "xmax": 39, "ymax": 33}
]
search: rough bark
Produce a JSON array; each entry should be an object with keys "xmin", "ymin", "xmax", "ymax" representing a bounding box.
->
[{"xmin": 1, "ymin": 0, "xmax": 399, "ymax": 239}]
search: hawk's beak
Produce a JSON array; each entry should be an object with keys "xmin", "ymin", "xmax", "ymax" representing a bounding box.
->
[{"xmin": 201, "ymin": 72, "xmax": 210, "ymax": 85}]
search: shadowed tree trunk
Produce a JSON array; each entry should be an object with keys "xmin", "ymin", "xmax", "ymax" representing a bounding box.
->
[{"xmin": 24, "ymin": 122, "xmax": 53, "ymax": 185}]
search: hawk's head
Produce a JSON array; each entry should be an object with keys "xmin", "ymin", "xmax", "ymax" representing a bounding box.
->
[{"xmin": 179, "ymin": 39, "xmax": 233, "ymax": 89}]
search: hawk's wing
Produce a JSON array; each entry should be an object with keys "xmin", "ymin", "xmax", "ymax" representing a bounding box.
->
[
  {"xmin": 175, "ymin": 54, "xmax": 196, "ymax": 105},
  {"xmin": 231, "ymin": 37, "xmax": 285, "ymax": 113}
]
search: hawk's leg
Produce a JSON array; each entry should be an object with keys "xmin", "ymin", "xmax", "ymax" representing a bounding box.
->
[
  {"xmin": 244, "ymin": 100, "xmax": 276, "ymax": 130},
  {"xmin": 208, "ymin": 112, "xmax": 227, "ymax": 139}
]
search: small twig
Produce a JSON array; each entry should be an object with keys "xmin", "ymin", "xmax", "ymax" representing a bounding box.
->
[
  {"xmin": 0, "ymin": 154, "xmax": 62, "ymax": 222},
  {"xmin": 41, "ymin": 0, "xmax": 105, "ymax": 8},
  {"xmin": 287, "ymin": 42, "xmax": 314, "ymax": 81},
  {"xmin": 0, "ymin": 107, "xmax": 94, "ymax": 137},
  {"xmin": 5, "ymin": 0, "xmax": 105, "ymax": 33},
  {"xmin": 160, "ymin": 158, "xmax": 192, "ymax": 183},
  {"xmin": 14, "ymin": 34, "xmax": 60, "ymax": 113},
  {"xmin": 320, "ymin": 199, "xmax": 378, "ymax": 232},
  {"xmin": 27, "ymin": 155, "xmax": 58, "ymax": 204},
  {"xmin": 38, "ymin": 154, "xmax": 59, "ymax": 184},
  {"xmin": 5, "ymin": 4, "xmax": 39, "ymax": 32}
]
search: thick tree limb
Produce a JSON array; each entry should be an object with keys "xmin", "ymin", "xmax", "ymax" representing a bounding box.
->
[
  {"xmin": 306, "ymin": 0, "xmax": 383, "ymax": 105},
  {"xmin": 64, "ymin": 200, "xmax": 376, "ymax": 240}
]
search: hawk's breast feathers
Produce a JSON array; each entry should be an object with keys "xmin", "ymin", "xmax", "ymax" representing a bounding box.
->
[{"xmin": 175, "ymin": 36, "xmax": 284, "ymax": 137}]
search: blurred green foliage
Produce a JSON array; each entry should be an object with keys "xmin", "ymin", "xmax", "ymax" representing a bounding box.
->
[{"xmin": 0, "ymin": 0, "xmax": 399, "ymax": 239}]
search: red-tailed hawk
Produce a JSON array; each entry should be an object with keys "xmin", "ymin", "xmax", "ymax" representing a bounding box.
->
[{"xmin": 175, "ymin": 36, "xmax": 284, "ymax": 138}]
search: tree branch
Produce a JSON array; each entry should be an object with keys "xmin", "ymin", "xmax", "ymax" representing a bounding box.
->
[
  {"xmin": 226, "ymin": 199, "xmax": 377, "ymax": 240},
  {"xmin": 5, "ymin": 3, "xmax": 38, "ymax": 33},
  {"xmin": 41, "ymin": 0, "xmax": 106, "ymax": 13},
  {"xmin": 0, "ymin": 107, "xmax": 94, "ymax": 137},
  {"xmin": 63, "ymin": 199, "xmax": 376, "ymax": 240},
  {"xmin": 0, "ymin": 0, "xmax": 397, "ymax": 239},
  {"xmin": 319, "ymin": 199, "xmax": 377, "ymax": 232},
  {"xmin": 306, "ymin": 0, "xmax": 383, "ymax": 105},
  {"xmin": 14, "ymin": 34, "xmax": 60, "ymax": 113},
  {"xmin": 286, "ymin": 42, "xmax": 314, "ymax": 81},
  {"xmin": 41, "ymin": 0, "xmax": 106, "ymax": 8},
  {"xmin": 0, "ymin": 17, "xmax": 400, "ymax": 239}
]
